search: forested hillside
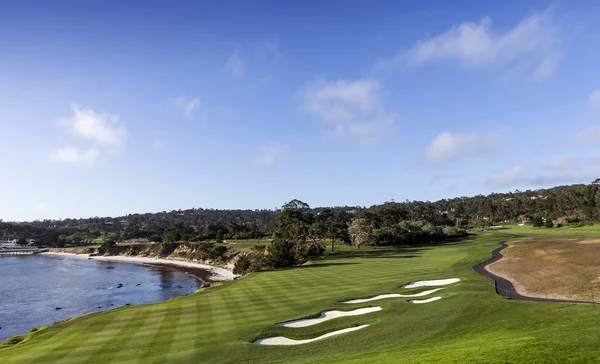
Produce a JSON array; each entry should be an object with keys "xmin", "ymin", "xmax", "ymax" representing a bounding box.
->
[{"xmin": 2, "ymin": 182, "xmax": 600, "ymax": 249}]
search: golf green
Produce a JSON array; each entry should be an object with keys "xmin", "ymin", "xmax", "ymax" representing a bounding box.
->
[{"xmin": 2, "ymin": 227, "xmax": 600, "ymax": 363}]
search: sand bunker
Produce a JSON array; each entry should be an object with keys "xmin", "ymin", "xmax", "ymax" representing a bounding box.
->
[
  {"xmin": 278, "ymin": 307, "xmax": 381, "ymax": 328},
  {"xmin": 341, "ymin": 288, "xmax": 444, "ymax": 304},
  {"xmin": 402, "ymin": 278, "xmax": 460, "ymax": 289},
  {"xmin": 253, "ymin": 325, "xmax": 369, "ymax": 345},
  {"xmin": 409, "ymin": 296, "xmax": 442, "ymax": 304}
]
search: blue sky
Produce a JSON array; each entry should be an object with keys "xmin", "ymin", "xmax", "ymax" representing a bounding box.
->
[{"xmin": 2, "ymin": 0, "xmax": 600, "ymax": 221}]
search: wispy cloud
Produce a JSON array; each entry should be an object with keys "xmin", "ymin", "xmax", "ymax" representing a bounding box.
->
[
  {"xmin": 48, "ymin": 147, "xmax": 99, "ymax": 167},
  {"xmin": 224, "ymin": 40, "xmax": 281, "ymax": 82},
  {"xmin": 300, "ymin": 77, "xmax": 396, "ymax": 146},
  {"xmin": 378, "ymin": 8, "xmax": 560, "ymax": 82},
  {"xmin": 544, "ymin": 154, "xmax": 579, "ymax": 170},
  {"xmin": 486, "ymin": 155, "xmax": 600, "ymax": 188},
  {"xmin": 425, "ymin": 132, "xmax": 500, "ymax": 163},
  {"xmin": 170, "ymin": 97, "xmax": 201, "ymax": 119},
  {"xmin": 255, "ymin": 142, "xmax": 290, "ymax": 166},
  {"xmin": 574, "ymin": 126, "xmax": 600, "ymax": 144},
  {"xmin": 225, "ymin": 50, "xmax": 245, "ymax": 78},
  {"xmin": 152, "ymin": 140, "xmax": 165, "ymax": 150},
  {"xmin": 486, "ymin": 165, "xmax": 528, "ymax": 188},
  {"xmin": 589, "ymin": 89, "xmax": 600, "ymax": 109}
]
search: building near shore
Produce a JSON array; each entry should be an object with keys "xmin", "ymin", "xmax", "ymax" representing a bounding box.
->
[{"xmin": 124, "ymin": 238, "xmax": 151, "ymax": 243}]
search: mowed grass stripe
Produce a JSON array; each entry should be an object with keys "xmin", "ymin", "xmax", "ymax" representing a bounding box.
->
[
  {"xmin": 137, "ymin": 300, "xmax": 185, "ymax": 362},
  {"xmin": 84, "ymin": 306, "xmax": 151, "ymax": 363},
  {"xmin": 21, "ymin": 310, "xmax": 125, "ymax": 364},
  {"xmin": 54, "ymin": 308, "xmax": 142, "ymax": 364},
  {"xmin": 103, "ymin": 303, "xmax": 170, "ymax": 363}
]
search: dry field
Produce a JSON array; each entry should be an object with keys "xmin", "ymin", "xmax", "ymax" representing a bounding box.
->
[{"xmin": 487, "ymin": 238, "xmax": 600, "ymax": 302}]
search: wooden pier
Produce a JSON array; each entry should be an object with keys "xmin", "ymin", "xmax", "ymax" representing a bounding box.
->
[{"xmin": 0, "ymin": 248, "xmax": 48, "ymax": 256}]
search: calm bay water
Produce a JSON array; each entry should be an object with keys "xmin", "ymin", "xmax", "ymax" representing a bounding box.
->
[{"xmin": 0, "ymin": 255, "xmax": 201, "ymax": 342}]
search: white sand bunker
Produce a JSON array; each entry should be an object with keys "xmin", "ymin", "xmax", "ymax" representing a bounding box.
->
[
  {"xmin": 402, "ymin": 278, "xmax": 460, "ymax": 289},
  {"xmin": 409, "ymin": 296, "xmax": 442, "ymax": 304},
  {"xmin": 341, "ymin": 288, "xmax": 444, "ymax": 304},
  {"xmin": 278, "ymin": 307, "xmax": 381, "ymax": 328},
  {"xmin": 254, "ymin": 325, "xmax": 369, "ymax": 345}
]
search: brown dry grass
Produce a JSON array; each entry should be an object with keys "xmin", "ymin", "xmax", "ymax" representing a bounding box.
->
[{"xmin": 486, "ymin": 238, "xmax": 600, "ymax": 302}]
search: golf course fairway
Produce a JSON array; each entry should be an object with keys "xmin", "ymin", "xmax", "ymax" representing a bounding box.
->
[{"xmin": 2, "ymin": 226, "xmax": 600, "ymax": 363}]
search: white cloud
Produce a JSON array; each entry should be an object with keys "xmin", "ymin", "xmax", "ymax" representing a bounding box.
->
[
  {"xmin": 48, "ymin": 147, "xmax": 99, "ymax": 167},
  {"xmin": 225, "ymin": 40, "xmax": 281, "ymax": 82},
  {"xmin": 48, "ymin": 104, "xmax": 126, "ymax": 167},
  {"xmin": 225, "ymin": 50, "xmax": 245, "ymax": 78},
  {"xmin": 255, "ymin": 143, "xmax": 290, "ymax": 166},
  {"xmin": 300, "ymin": 78, "xmax": 396, "ymax": 146},
  {"xmin": 61, "ymin": 105, "xmax": 126, "ymax": 148},
  {"xmin": 170, "ymin": 97, "xmax": 201, "ymax": 119},
  {"xmin": 486, "ymin": 166, "xmax": 528, "ymax": 188},
  {"xmin": 152, "ymin": 140, "xmax": 165, "ymax": 150},
  {"xmin": 381, "ymin": 9, "xmax": 560, "ymax": 82},
  {"xmin": 348, "ymin": 113, "xmax": 396, "ymax": 147},
  {"xmin": 574, "ymin": 126, "xmax": 600, "ymax": 144},
  {"xmin": 588, "ymin": 90, "xmax": 600, "ymax": 108},
  {"xmin": 425, "ymin": 132, "xmax": 500, "ymax": 163},
  {"xmin": 544, "ymin": 154, "xmax": 578, "ymax": 170},
  {"xmin": 486, "ymin": 156, "xmax": 600, "ymax": 188}
]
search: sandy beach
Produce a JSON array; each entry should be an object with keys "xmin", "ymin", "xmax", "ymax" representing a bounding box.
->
[{"xmin": 40, "ymin": 252, "xmax": 236, "ymax": 281}]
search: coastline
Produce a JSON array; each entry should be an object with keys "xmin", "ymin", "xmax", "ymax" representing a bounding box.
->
[{"xmin": 39, "ymin": 252, "xmax": 236, "ymax": 282}]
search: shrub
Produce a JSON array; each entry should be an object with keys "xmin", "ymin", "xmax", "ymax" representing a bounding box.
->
[
  {"xmin": 157, "ymin": 242, "xmax": 178, "ymax": 256},
  {"xmin": 268, "ymin": 238, "xmax": 297, "ymax": 268},
  {"xmin": 307, "ymin": 242, "xmax": 325, "ymax": 257},
  {"xmin": 98, "ymin": 238, "xmax": 116, "ymax": 255},
  {"xmin": 192, "ymin": 242, "xmax": 229, "ymax": 263},
  {"xmin": 2, "ymin": 335, "xmax": 25, "ymax": 346},
  {"xmin": 233, "ymin": 251, "xmax": 267, "ymax": 275}
]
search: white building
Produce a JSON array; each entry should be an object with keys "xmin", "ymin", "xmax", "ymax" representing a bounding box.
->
[{"xmin": 0, "ymin": 240, "xmax": 18, "ymax": 249}]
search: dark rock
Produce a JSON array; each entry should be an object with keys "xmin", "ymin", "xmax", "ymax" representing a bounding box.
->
[
  {"xmin": 125, "ymin": 303, "xmax": 130, "ymax": 306},
  {"xmin": 55, "ymin": 307, "xmax": 61, "ymax": 310}
]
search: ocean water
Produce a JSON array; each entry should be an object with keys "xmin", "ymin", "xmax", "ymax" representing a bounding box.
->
[{"xmin": 0, "ymin": 255, "xmax": 201, "ymax": 342}]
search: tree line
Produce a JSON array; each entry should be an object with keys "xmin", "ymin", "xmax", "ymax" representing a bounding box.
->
[{"xmin": 4, "ymin": 181, "xmax": 600, "ymax": 252}]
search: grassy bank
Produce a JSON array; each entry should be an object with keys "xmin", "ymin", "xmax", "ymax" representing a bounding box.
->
[{"xmin": 2, "ymin": 226, "xmax": 600, "ymax": 363}]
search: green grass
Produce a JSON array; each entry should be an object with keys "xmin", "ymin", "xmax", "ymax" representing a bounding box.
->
[
  {"xmin": 218, "ymin": 238, "xmax": 272, "ymax": 250},
  {"xmin": 3, "ymin": 227, "xmax": 600, "ymax": 363}
]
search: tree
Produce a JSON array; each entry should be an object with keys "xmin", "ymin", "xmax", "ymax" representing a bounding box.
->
[
  {"xmin": 215, "ymin": 230, "xmax": 224, "ymax": 244},
  {"xmin": 16, "ymin": 236, "xmax": 27, "ymax": 246},
  {"xmin": 43, "ymin": 230, "xmax": 60, "ymax": 247},
  {"xmin": 269, "ymin": 200, "xmax": 316, "ymax": 267},
  {"xmin": 328, "ymin": 210, "xmax": 351, "ymax": 252},
  {"xmin": 98, "ymin": 236, "xmax": 117, "ymax": 255},
  {"xmin": 532, "ymin": 216, "xmax": 544, "ymax": 228},
  {"xmin": 162, "ymin": 223, "xmax": 182, "ymax": 243},
  {"xmin": 348, "ymin": 218, "xmax": 374, "ymax": 248}
]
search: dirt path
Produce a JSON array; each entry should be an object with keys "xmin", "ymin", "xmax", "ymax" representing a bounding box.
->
[{"xmin": 473, "ymin": 241, "xmax": 594, "ymax": 304}]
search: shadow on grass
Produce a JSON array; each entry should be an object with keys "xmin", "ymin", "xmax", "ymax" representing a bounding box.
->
[
  {"xmin": 323, "ymin": 236, "xmax": 475, "ymax": 261},
  {"xmin": 295, "ymin": 262, "xmax": 360, "ymax": 269}
]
